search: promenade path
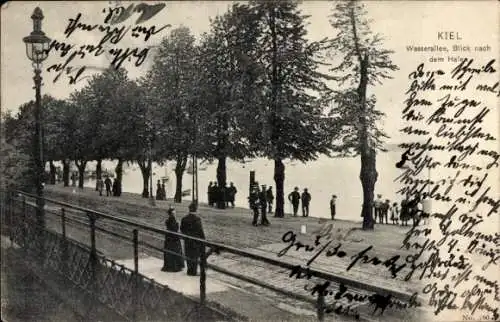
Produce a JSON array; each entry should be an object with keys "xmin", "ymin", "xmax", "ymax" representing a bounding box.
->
[{"xmin": 38, "ymin": 185, "xmax": 430, "ymax": 322}]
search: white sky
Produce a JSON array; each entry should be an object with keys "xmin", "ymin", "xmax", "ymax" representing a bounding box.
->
[{"xmin": 1, "ymin": 1, "xmax": 498, "ymax": 143}]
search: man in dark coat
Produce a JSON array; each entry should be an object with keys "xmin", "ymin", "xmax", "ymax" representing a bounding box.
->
[
  {"xmin": 288, "ymin": 187, "xmax": 301, "ymax": 217},
  {"xmin": 207, "ymin": 182, "xmax": 213, "ymax": 206},
  {"xmin": 258, "ymin": 185, "xmax": 270, "ymax": 226},
  {"xmin": 266, "ymin": 186, "xmax": 274, "ymax": 214},
  {"xmin": 301, "ymin": 188, "xmax": 311, "ymax": 217},
  {"xmin": 212, "ymin": 182, "xmax": 218, "ymax": 207},
  {"xmin": 227, "ymin": 182, "xmax": 237, "ymax": 208},
  {"xmin": 330, "ymin": 195, "xmax": 337, "ymax": 220},
  {"xmin": 104, "ymin": 176, "xmax": 112, "ymax": 196},
  {"xmin": 248, "ymin": 186, "xmax": 260, "ymax": 226},
  {"xmin": 180, "ymin": 203, "xmax": 206, "ymax": 276}
]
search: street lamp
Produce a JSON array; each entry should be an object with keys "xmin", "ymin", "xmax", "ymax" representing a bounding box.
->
[{"xmin": 23, "ymin": 7, "xmax": 51, "ymax": 229}]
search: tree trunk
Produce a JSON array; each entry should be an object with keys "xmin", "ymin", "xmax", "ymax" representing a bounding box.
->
[
  {"xmin": 216, "ymin": 156, "xmax": 227, "ymax": 209},
  {"xmin": 62, "ymin": 160, "xmax": 70, "ymax": 187},
  {"xmin": 274, "ymin": 158, "xmax": 285, "ymax": 218},
  {"xmin": 138, "ymin": 160, "xmax": 150, "ymax": 198},
  {"xmin": 356, "ymin": 53, "xmax": 377, "ymax": 230},
  {"xmin": 360, "ymin": 149, "xmax": 377, "ymax": 230},
  {"xmin": 174, "ymin": 154, "xmax": 188, "ymax": 203},
  {"xmin": 49, "ymin": 160, "xmax": 56, "ymax": 185},
  {"xmin": 115, "ymin": 159, "xmax": 123, "ymax": 196},
  {"xmin": 95, "ymin": 159, "xmax": 102, "ymax": 191},
  {"xmin": 75, "ymin": 160, "xmax": 87, "ymax": 189}
]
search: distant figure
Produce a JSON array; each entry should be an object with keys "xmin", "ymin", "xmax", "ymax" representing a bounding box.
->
[
  {"xmin": 212, "ymin": 182, "xmax": 218, "ymax": 207},
  {"xmin": 259, "ymin": 185, "xmax": 270, "ymax": 226},
  {"xmin": 162, "ymin": 207, "xmax": 185, "ymax": 272},
  {"xmin": 266, "ymin": 186, "xmax": 274, "ymax": 214},
  {"xmin": 227, "ymin": 182, "xmax": 237, "ymax": 208},
  {"xmin": 301, "ymin": 188, "xmax": 311, "ymax": 217},
  {"xmin": 224, "ymin": 184, "xmax": 231, "ymax": 208},
  {"xmin": 97, "ymin": 178, "xmax": 104, "ymax": 196},
  {"xmin": 207, "ymin": 182, "xmax": 213, "ymax": 206},
  {"xmin": 330, "ymin": 195, "xmax": 337, "ymax": 220},
  {"xmin": 407, "ymin": 195, "xmax": 421, "ymax": 227},
  {"xmin": 180, "ymin": 203, "xmax": 206, "ymax": 276},
  {"xmin": 400, "ymin": 198, "xmax": 410, "ymax": 226},
  {"xmin": 248, "ymin": 186, "xmax": 260, "ymax": 226},
  {"xmin": 373, "ymin": 194, "xmax": 383, "ymax": 224},
  {"xmin": 156, "ymin": 180, "xmax": 162, "ymax": 200},
  {"xmin": 382, "ymin": 199, "xmax": 391, "ymax": 224},
  {"xmin": 288, "ymin": 187, "xmax": 301, "ymax": 217},
  {"xmin": 71, "ymin": 172, "xmax": 77, "ymax": 187},
  {"xmin": 161, "ymin": 183, "xmax": 167, "ymax": 200},
  {"xmin": 390, "ymin": 202, "xmax": 399, "ymax": 225},
  {"xmin": 104, "ymin": 176, "xmax": 112, "ymax": 196}
]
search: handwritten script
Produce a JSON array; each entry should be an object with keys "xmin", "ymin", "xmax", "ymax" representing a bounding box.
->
[
  {"xmin": 398, "ymin": 57, "xmax": 499, "ymax": 321},
  {"xmin": 46, "ymin": 3, "xmax": 170, "ymax": 84}
]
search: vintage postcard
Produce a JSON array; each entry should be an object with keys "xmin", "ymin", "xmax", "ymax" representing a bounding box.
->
[{"xmin": 1, "ymin": 1, "xmax": 498, "ymax": 322}]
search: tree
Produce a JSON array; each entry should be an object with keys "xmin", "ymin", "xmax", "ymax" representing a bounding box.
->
[
  {"xmin": 44, "ymin": 97, "xmax": 70, "ymax": 185},
  {"xmin": 198, "ymin": 3, "xmax": 263, "ymax": 208},
  {"xmin": 146, "ymin": 27, "xmax": 201, "ymax": 203},
  {"xmin": 68, "ymin": 88, "xmax": 95, "ymax": 189},
  {"xmin": 1, "ymin": 111, "xmax": 36, "ymax": 192},
  {"xmin": 248, "ymin": 0, "xmax": 334, "ymax": 217},
  {"xmin": 327, "ymin": 0, "xmax": 398, "ymax": 229}
]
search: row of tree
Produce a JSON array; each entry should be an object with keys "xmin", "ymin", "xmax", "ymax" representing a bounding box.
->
[{"xmin": 2, "ymin": 0, "xmax": 397, "ymax": 230}]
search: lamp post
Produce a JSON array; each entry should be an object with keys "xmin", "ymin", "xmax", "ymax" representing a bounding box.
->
[{"xmin": 23, "ymin": 7, "xmax": 51, "ymax": 229}]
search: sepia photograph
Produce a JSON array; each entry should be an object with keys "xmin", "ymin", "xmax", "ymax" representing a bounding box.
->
[{"xmin": 1, "ymin": 1, "xmax": 499, "ymax": 321}]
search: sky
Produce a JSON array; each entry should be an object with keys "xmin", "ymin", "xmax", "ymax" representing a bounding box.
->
[{"xmin": 1, "ymin": 0, "xmax": 499, "ymax": 143}]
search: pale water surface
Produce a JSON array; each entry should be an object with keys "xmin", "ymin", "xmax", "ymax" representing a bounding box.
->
[{"xmin": 81, "ymin": 151, "xmax": 416, "ymax": 222}]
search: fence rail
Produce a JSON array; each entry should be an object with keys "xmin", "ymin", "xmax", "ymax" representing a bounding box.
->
[{"xmin": 1, "ymin": 190, "xmax": 420, "ymax": 321}]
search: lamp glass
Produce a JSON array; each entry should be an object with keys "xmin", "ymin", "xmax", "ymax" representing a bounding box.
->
[{"xmin": 25, "ymin": 39, "xmax": 49, "ymax": 63}]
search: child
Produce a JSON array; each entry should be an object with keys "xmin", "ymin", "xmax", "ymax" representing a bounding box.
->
[{"xmin": 390, "ymin": 202, "xmax": 399, "ymax": 225}]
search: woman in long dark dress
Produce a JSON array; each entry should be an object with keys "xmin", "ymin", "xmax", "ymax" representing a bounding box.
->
[{"xmin": 161, "ymin": 207, "xmax": 185, "ymax": 272}]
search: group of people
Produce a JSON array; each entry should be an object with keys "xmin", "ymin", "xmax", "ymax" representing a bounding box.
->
[
  {"xmin": 373, "ymin": 194, "xmax": 429, "ymax": 227},
  {"xmin": 207, "ymin": 182, "xmax": 237, "ymax": 208},
  {"xmin": 156, "ymin": 180, "xmax": 167, "ymax": 200},
  {"xmin": 96, "ymin": 176, "xmax": 122, "ymax": 197},
  {"xmin": 248, "ymin": 183, "xmax": 274, "ymax": 226},
  {"xmin": 287, "ymin": 187, "xmax": 311, "ymax": 217},
  {"xmin": 161, "ymin": 203, "xmax": 206, "ymax": 276}
]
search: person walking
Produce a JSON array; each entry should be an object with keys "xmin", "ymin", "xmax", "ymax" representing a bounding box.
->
[
  {"xmin": 227, "ymin": 182, "xmax": 237, "ymax": 208},
  {"xmin": 161, "ymin": 207, "xmax": 185, "ymax": 272},
  {"xmin": 259, "ymin": 185, "xmax": 270, "ymax": 226},
  {"xmin": 180, "ymin": 203, "xmax": 206, "ymax": 276},
  {"xmin": 288, "ymin": 187, "xmax": 300, "ymax": 217},
  {"xmin": 330, "ymin": 195, "xmax": 337, "ymax": 220},
  {"xmin": 301, "ymin": 188, "xmax": 311, "ymax": 217},
  {"xmin": 97, "ymin": 178, "xmax": 104, "ymax": 196},
  {"xmin": 248, "ymin": 186, "xmax": 260, "ymax": 226},
  {"xmin": 104, "ymin": 176, "xmax": 112, "ymax": 196},
  {"xmin": 266, "ymin": 186, "xmax": 274, "ymax": 214}
]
